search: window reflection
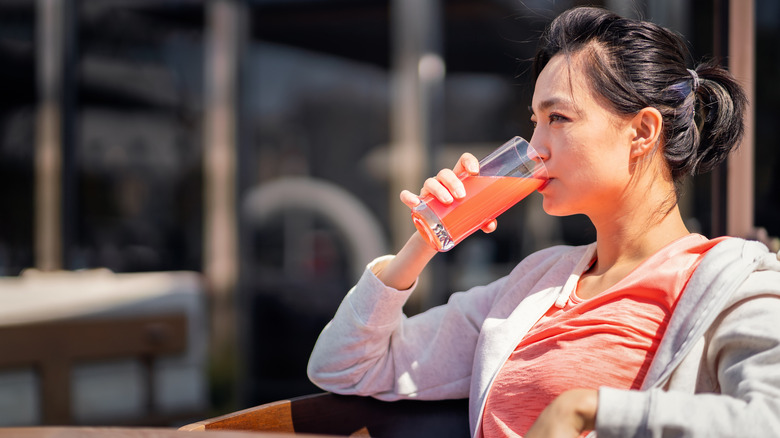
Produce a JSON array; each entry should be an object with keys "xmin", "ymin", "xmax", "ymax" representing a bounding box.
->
[{"xmin": 75, "ymin": 1, "xmax": 204, "ymax": 272}]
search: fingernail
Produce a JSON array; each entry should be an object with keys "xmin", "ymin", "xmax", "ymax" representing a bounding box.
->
[{"xmin": 455, "ymin": 187, "xmax": 465, "ymax": 198}]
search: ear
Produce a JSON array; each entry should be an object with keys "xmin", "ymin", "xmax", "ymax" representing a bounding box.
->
[{"xmin": 629, "ymin": 107, "xmax": 663, "ymax": 158}]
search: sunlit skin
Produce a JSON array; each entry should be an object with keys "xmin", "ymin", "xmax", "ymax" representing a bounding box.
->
[
  {"xmin": 531, "ymin": 52, "xmax": 689, "ymax": 299},
  {"xmin": 378, "ymin": 48, "xmax": 691, "ymax": 437},
  {"xmin": 530, "ymin": 55, "xmax": 640, "ymax": 221}
]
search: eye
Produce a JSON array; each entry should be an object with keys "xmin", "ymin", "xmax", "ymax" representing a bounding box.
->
[{"xmin": 549, "ymin": 113, "xmax": 568, "ymax": 123}]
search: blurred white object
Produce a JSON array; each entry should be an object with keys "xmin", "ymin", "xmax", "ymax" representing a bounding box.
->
[{"xmin": 0, "ymin": 269, "xmax": 208, "ymax": 425}]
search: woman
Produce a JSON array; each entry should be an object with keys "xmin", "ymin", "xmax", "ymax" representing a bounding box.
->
[{"xmin": 307, "ymin": 7, "xmax": 780, "ymax": 437}]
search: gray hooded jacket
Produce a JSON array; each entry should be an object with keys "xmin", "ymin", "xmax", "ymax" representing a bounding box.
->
[{"xmin": 308, "ymin": 238, "xmax": 780, "ymax": 437}]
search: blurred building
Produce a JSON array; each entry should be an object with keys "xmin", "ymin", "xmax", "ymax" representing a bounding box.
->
[{"xmin": 0, "ymin": 0, "xmax": 777, "ymax": 421}]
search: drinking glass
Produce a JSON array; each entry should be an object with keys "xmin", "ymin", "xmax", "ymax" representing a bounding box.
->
[{"xmin": 411, "ymin": 136, "xmax": 548, "ymax": 251}]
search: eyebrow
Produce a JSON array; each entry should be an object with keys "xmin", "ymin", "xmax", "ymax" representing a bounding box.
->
[{"xmin": 529, "ymin": 97, "xmax": 582, "ymax": 115}]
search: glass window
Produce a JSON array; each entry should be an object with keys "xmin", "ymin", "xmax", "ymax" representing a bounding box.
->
[
  {"xmin": 73, "ymin": 1, "xmax": 205, "ymax": 272},
  {"xmin": 0, "ymin": 0, "xmax": 35, "ymax": 275},
  {"xmin": 755, "ymin": 0, "xmax": 780, "ymax": 240},
  {"xmin": 240, "ymin": 0, "xmax": 392, "ymax": 405}
]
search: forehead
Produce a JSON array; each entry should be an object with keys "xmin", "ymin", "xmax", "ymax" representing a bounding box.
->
[{"xmin": 531, "ymin": 53, "xmax": 593, "ymax": 113}]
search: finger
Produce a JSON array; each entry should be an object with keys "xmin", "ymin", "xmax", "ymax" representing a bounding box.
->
[
  {"xmin": 436, "ymin": 168, "xmax": 466, "ymax": 199},
  {"xmin": 453, "ymin": 152, "xmax": 480, "ymax": 177},
  {"xmin": 400, "ymin": 190, "xmax": 422, "ymax": 208},
  {"xmin": 422, "ymin": 176, "xmax": 454, "ymax": 204},
  {"xmin": 480, "ymin": 219, "xmax": 497, "ymax": 234}
]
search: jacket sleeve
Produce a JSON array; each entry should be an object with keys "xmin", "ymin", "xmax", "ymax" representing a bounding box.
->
[
  {"xmin": 307, "ymin": 255, "xmax": 506, "ymax": 401},
  {"xmin": 595, "ymin": 291, "xmax": 780, "ymax": 437}
]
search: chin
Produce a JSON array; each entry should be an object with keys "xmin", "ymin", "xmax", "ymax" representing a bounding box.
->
[
  {"xmin": 542, "ymin": 207, "xmax": 569, "ymax": 217},
  {"xmin": 541, "ymin": 198, "xmax": 579, "ymax": 217},
  {"xmin": 541, "ymin": 204, "xmax": 565, "ymax": 217},
  {"xmin": 541, "ymin": 196, "xmax": 560, "ymax": 216}
]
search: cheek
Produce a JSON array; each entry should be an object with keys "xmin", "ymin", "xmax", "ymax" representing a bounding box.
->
[
  {"xmin": 568, "ymin": 140, "xmax": 632, "ymax": 183},
  {"xmin": 551, "ymin": 128, "xmax": 631, "ymax": 183},
  {"xmin": 554, "ymin": 158, "xmax": 624, "ymax": 205},
  {"xmin": 557, "ymin": 150, "xmax": 598, "ymax": 181}
]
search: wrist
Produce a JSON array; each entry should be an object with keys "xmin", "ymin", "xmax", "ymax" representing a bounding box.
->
[{"xmin": 407, "ymin": 231, "xmax": 439, "ymax": 255}]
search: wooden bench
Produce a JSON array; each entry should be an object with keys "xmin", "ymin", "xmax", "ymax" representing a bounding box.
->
[
  {"xmin": 179, "ymin": 392, "xmax": 470, "ymax": 437},
  {"xmin": 0, "ymin": 314, "xmax": 188, "ymax": 425}
]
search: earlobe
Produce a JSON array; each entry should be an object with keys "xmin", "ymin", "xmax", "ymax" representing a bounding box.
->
[{"xmin": 630, "ymin": 107, "xmax": 663, "ymax": 158}]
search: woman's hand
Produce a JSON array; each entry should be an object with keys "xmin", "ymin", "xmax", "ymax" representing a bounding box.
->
[
  {"xmin": 399, "ymin": 152, "xmax": 497, "ymax": 234},
  {"xmin": 525, "ymin": 389, "xmax": 598, "ymax": 438}
]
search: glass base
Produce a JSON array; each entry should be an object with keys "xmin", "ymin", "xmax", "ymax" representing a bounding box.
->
[{"xmin": 411, "ymin": 202, "xmax": 455, "ymax": 252}]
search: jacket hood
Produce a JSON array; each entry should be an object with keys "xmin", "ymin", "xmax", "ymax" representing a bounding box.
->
[{"xmin": 642, "ymin": 238, "xmax": 780, "ymax": 389}]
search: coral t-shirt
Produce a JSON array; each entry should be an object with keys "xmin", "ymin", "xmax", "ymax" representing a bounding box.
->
[{"xmin": 480, "ymin": 234, "xmax": 726, "ymax": 437}]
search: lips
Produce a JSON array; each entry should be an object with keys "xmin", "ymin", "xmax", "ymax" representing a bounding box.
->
[{"xmin": 538, "ymin": 178, "xmax": 552, "ymax": 191}]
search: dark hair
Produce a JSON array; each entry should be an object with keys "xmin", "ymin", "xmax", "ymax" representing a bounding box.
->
[{"xmin": 533, "ymin": 7, "xmax": 746, "ymax": 189}]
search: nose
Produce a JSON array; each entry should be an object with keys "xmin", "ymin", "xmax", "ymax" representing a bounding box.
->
[{"xmin": 528, "ymin": 132, "xmax": 550, "ymax": 163}]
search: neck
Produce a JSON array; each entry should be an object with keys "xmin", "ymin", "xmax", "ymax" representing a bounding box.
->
[{"xmin": 587, "ymin": 186, "xmax": 690, "ymax": 276}]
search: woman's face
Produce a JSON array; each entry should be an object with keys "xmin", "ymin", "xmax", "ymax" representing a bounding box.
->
[{"xmin": 530, "ymin": 52, "xmax": 637, "ymax": 220}]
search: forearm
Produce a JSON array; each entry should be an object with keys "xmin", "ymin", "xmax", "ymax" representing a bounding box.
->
[
  {"xmin": 375, "ymin": 232, "xmax": 437, "ymax": 290},
  {"xmin": 307, "ymin": 251, "xmax": 488, "ymax": 400},
  {"xmin": 307, "ymin": 259, "xmax": 415, "ymax": 397},
  {"xmin": 307, "ymin": 233, "xmax": 435, "ymax": 393},
  {"xmin": 597, "ymin": 295, "xmax": 780, "ymax": 437},
  {"xmin": 595, "ymin": 387, "xmax": 769, "ymax": 438}
]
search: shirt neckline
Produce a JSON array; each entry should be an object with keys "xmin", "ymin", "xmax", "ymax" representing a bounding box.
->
[{"xmin": 567, "ymin": 233, "xmax": 708, "ymax": 304}]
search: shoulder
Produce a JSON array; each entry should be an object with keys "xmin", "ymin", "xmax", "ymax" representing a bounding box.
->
[
  {"xmin": 698, "ymin": 237, "xmax": 780, "ymax": 302},
  {"xmin": 738, "ymin": 247, "xmax": 780, "ymax": 300}
]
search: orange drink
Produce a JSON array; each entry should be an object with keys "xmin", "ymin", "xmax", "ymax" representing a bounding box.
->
[{"xmin": 411, "ymin": 137, "xmax": 547, "ymax": 251}]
